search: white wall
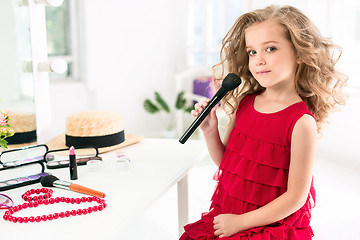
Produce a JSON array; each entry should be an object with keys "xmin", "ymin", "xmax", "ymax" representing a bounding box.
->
[{"xmin": 49, "ymin": 0, "xmax": 189, "ymax": 137}]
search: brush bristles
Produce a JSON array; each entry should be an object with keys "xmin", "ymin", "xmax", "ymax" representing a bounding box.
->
[{"xmin": 40, "ymin": 175, "xmax": 59, "ymax": 187}]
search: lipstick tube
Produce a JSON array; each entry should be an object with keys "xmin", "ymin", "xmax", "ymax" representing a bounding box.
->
[{"xmin": 69, "ymin": 146, "xmax": 78, "ymax": 180}]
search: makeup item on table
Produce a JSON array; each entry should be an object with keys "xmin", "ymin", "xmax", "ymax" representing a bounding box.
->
[
  {"xmin": 40, "ymin": 175, "xmax": 106, "ymax": 198},
  {"xmin": 44, "ymin": 146, "xmax": 101, "ymax": 169},
  {"xmin": 179, "ymin": 73, "xmax": 242, "ymax": 144},
  {"xmin": 69, "ymin": 146, "xmax": 78, "ymax": 180},
  {"xmin": 87, "ymin": 159, "xmax": 103, "ymax": 172},
  {"xmin": 0, "ymin": 144, "xmax": 49, "ymax": 169},
  {"xmin": 0, "ymin": 172, "xmax": 51, "ymax": 191},
  {"xmin": 115, "ymin": 152, "xmax": 130, "ymax": 171},
  {"xmin": 46, "ymin": 156, "xmax": 102, "ymax": 169},
  {"xmin": 0, "ymin": 144, "xmax": 50, "ymax": 191},
  {"xmin": 0, "ymin": 155, "xmax": 53, "ymax": 169}
]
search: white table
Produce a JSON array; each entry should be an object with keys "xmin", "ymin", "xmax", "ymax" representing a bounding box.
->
[{"xmin": 1, "ymin": 138, "xmax": 207, "ymax": 239}]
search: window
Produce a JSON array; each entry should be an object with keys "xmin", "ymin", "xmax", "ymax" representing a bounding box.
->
[
  {"xmin": 187, "ymin": 0, "xmax": 243, "ymax": 67},
  {"xmin": 45, "ymin": 0, "xmax": 79, "ymax": 81}
]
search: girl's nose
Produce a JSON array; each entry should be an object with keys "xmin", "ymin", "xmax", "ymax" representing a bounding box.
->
[{"xmin": 255, "ymin": 54, "xmax": 266, "ymax": 66}]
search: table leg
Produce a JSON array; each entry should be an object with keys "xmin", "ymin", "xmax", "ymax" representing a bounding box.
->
[{"xmin": 177, "ymin": 174, "xmax": 189, "ymax": 237}]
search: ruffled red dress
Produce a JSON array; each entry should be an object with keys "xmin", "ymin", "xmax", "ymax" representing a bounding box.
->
[{"xmin": 180, "ymin": 93, "xmax": 316, "ymax": 240}]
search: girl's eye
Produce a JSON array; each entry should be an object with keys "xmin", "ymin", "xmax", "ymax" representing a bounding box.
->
[
  {"xmin": 266, "ymin": 46, "xmax": 277, "ymax": 52},
  {"xmin": 248, "ymin": 50, "xmax": 256, "ymax": 56}
]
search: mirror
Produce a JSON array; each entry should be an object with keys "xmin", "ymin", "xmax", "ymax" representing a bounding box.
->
[{"xmin": 0, "ymin": 1, "xmax": 36, "ymax": 145}]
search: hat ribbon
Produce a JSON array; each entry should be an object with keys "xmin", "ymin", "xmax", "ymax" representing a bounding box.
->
[
  {"xmin": 6, "ymin": 130, "xmax": 37, "ymax": 145},
  {"xmin": 65, "ymin": 130, "xmax": 125, "ymax": 148}
]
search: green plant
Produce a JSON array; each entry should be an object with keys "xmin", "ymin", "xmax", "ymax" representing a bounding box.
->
[
  {"xmin": 143, "ymin": 91, "xmax": 193, "ymax": 130},
  {"xmin": 0, "ymin": 110, "xmax": 14, "ymax": 149}
]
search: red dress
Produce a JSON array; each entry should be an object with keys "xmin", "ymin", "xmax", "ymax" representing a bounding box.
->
[{"xmin": 180, "ymin": 93, "xmax": 316, "ymax": 240}]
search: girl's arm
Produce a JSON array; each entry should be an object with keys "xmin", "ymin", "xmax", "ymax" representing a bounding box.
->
[
  {"xmin": 213, "ymin": 114, "xmax": 317, "ymax": 238},
  {"xmin": 192, "ymin": 101, "xmax": 236, "ymax": 167}
]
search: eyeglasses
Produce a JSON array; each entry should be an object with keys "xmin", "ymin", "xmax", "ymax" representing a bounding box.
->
[{"xmin": 0, "ymin": 193, "xmax": 14, "ymax": 209}]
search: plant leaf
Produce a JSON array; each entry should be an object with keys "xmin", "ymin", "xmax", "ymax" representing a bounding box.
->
[
  {"xmin": 184, "ymin": 106, "xmax": 194, "ymax": 113},
  {"xmin": 175, "ymin": 91, "xmax": 186, "ymax": 110},
  {"xmin": 155, "ymin": 92, "xmax": 170, "ymax": 113},
  {"xmin": 143, "ymin": 99, "xmax": 160, "ymax": 114}
]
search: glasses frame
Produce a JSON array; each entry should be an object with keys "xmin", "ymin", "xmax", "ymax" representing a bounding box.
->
[{"xmin": 0, "ymin": 193, "xmax": 14, "ymax": 209}]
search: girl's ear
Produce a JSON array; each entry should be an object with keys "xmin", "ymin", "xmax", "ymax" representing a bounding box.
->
[{"xmin": 296, "ymin": 56, "xmax": 302, "ymax": 64}]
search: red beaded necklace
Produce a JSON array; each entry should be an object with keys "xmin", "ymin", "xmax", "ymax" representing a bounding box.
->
[{"xmin": 3, "ymin": 188, "xmax": 107, "ymax": 223}]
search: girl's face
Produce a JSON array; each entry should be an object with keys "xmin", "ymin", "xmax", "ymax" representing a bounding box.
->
[{"xmin": 245, "ymin": 20, "xmax": 300, "ymax": 90}]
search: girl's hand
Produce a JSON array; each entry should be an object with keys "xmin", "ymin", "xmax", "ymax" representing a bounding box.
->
[
  {"xmin": 213, "ymin": 214, "xmax": 244, "ymax": 238},
  {"xmin": 191, "ymin": 99, "xmax": 218, "ymax": 135}
]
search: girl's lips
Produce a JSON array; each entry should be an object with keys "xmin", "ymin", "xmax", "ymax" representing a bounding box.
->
[{"xmin": 257, "ymin": 70, "xmax": 271, "ymax": 75}]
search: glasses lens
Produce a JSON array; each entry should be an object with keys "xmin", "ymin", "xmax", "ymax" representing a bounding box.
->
[{"xmin": 0, "ymin": 194, "xmax": 14, "ymax": 208}]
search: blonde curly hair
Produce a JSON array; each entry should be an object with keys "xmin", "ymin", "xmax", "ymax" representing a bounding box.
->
[{"xmin": 213, "ymin": 5, "xmax": 347, "ymax": 133}]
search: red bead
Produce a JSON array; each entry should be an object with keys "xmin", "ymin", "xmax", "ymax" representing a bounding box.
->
[
  {"xmin": 92, "ymin": 206, "xmax": 98, "ymax": 212},
  {"xmin": 81, "ymin": 197, "xmax": 86, "ymax": 202},
  {"xmin": 82, "ymin": 209, "xmax": 88, "ymax": 215},
  {"xmin": 38, "ymin": 199, "xmax": 43, "ymax": 204},
  {"xmin": 92, "ymin": 196, "xmax": 98, "ymax": 201},
  {"xmin": 87, "ymin": 207, "xmax": 93, "ymax": 213},
  {"xmin": 35, "ymin": 216, "xmax": 41, "ymax": 222},
  {"xmin": 102, "ymin": 202, "xmax": 107, "ymax": 208},
  {"xmin": 76, "ymin": 209, "xmax": 82, "ymax": 215},
  {"xmin": 86, "ymin": 197, "xmax": 92, "ymax": 202},
  {"xmin": 28, "ymin": 202, "xmax": 34, "ymax": 208},
  {"xmin": 65, "ymin": 198, "xmax": 70, "ymax": 203},
  {"xmin": 35, "ymin": 189, "xmax": 41, "ymax": 194},
  {"xmin": 31, "ymin": 189, "xmax": 35, "ymax": 194},
  {"xmin": 49, "ymin": 198, "xmax": 55, "ymax": 204},
  {"xmin": 71, "ymin": 210, "xmax": 77, "ymax": 216},
  {"xmin": 18, "ymin": 217, "xmax": 24, "ymax": 223},
  {"xmin": 70, "ymin": 198, "xmax": 75, "ymax": 204},
  {"xmin": 47, "ymin": 214, "xmax": 53, "ymax": 220},
  {"xmin": 98, "ymin": 205, "xmax": 104, "ymax": 211},
  {"xmin": 23, "ymin": 217, "xmax": 29, "ymax": 223},
  {"xmin": 60, "ymin": 197, "xmax": 65, "ymax": 202},
  {"xmin": 55, "ymin": 197, "xmax": 60, "ymax": 203},
  {"xmin": 41, "ymin": 215, "xmax": 47, "ymax": 221},
  {"xmin": 9, "ymin": 208, "xmax": 14, "ymax": 214},
  {"xmin": 65, "ymin": 211, "xmax": 71, "ymax": 217},
  {"xmin": 13, "ymin": 206, "xmax": 18, "ymax": 212},
  {"xmin": 3, "ymin": 215, "xmax": 8, "ymax": 221},
  {"xmin": 22, "ymin": 202, "xmax": 28, "ymax": 208},
  {"xmin": 43, "ymin": 199, "xmax": 49, "ymax": 205},
  {"xmin": 38, "ymin": 195, "xmax": 44, "ymax": 200},
  {"xmin": 96, "ymin": 198, "xmax": 102, "ymax": 203},
  {"xmin": 12, "ymin": 217, "xmax": 18, "ymax": 223},
  {"xmin": 17, "ymin": 205, "xmax": 23, "ymax": 211},
  {"xmin": 29, "ymin": 216, "xmax": 35, "ymax": 222},
  {"xmin": 33, "ymin": 201, "xmax": 39, "ymax": 207},
  {"xmin": 53, "ymin": 213, "xmax": 59, "ymax": 219},
  {"xmin": 75, "ymin": 198, "xmax": 81, "ymax": 204},
  {"xmin": 59, "ymin": 212, "xmax": 65, "ymax": 218},
  {"xmin": 41, "ymin": 188, "xmax": 46, "ymax": 193},
  {"xmin": 33, "ymin": 196, "xmax": 38, "ymax": 201}
]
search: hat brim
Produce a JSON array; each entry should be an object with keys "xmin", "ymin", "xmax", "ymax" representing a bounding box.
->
[{"xmin": 46, "ymin": 133, "xmax": 143, "ymax": 155}]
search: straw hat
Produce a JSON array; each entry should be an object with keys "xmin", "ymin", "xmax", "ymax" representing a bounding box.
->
[
  {"xmin": 47, "ymin": 110, "xmax": 143, "ymax": 154},
  {"xmin": 5, "ymin": 112, "xmax": 37, "ymax": 150}
]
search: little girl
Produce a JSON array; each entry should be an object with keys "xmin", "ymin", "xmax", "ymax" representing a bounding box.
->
[{"xmin": 180, "ymin": 5, "xmax": 347, "ymax": 240}]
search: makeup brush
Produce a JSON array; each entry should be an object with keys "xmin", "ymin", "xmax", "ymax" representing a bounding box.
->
[{"xmin": 40, "ymin": 175, "xmax": 106, "ymax": 198}]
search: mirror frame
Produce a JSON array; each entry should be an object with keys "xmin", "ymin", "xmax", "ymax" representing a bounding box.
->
[{"xmin": 28, "ymin": 2, "xmax": 53, "ymax": 144}]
